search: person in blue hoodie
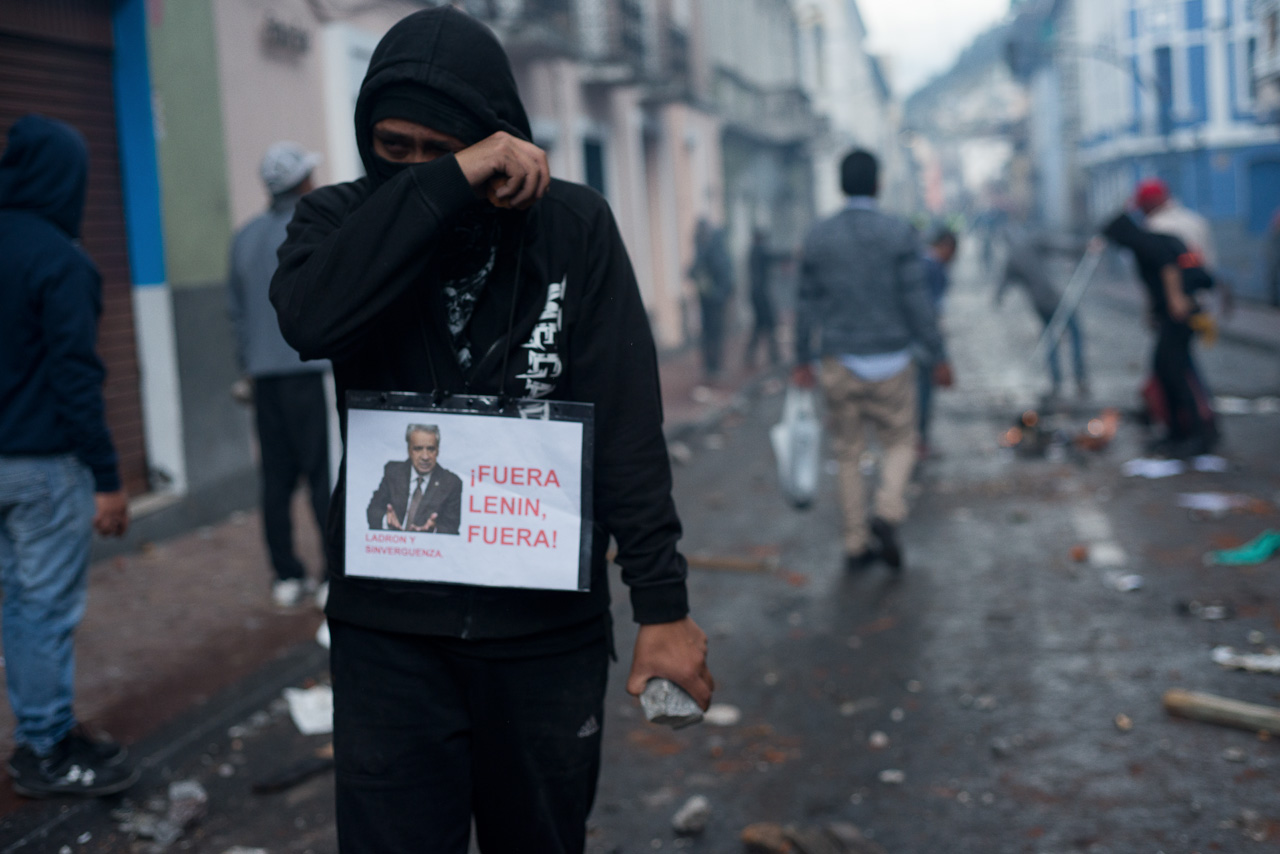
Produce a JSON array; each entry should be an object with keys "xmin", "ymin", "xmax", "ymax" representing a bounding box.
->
[{"xmin": 0, "ymin": 115, "xmax": 138, "ymax": 798}]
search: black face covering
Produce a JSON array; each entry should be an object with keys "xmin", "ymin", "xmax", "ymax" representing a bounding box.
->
[{"xmin": 367, "ymin": 154, "xmax": 411, "ymax": 187}]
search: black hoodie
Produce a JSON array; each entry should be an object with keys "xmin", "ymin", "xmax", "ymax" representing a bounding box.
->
[
  {"xmin": 271, "ymin": 8, "xmax": 689, "ymax": 641},
  {"xmin": 1103, "ymin": 212, "xmax": 1215, "ymax": 319},
  {"xmin": 0, "ymin": 115, "xmax": 119, "ymax": 492}
]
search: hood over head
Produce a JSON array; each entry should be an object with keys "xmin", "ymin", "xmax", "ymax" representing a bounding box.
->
[
  {"xmin": 0, "ymin": 114, "xmax": 89, "ymax": 237},
  {"xmin": 355, "ymin": 7, "xmax": 532, "ymax": 186}
]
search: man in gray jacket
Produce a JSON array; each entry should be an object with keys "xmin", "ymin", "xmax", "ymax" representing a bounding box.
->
[
  {"xmin": 228, "ymin": 142, "xmax": 330, "ymax": 608},
  {"xmin": 793, "ymin": 150, "xmax": 952, "ymax": 572}
]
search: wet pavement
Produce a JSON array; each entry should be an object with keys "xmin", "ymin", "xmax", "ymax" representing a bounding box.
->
[{"xmin": 2, "ymin": 248, "xmax": 1279, "ymax": 852}]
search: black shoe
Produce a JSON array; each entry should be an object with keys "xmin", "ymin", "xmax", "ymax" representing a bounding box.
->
[
  {"xmin": 8, "ymin": 728, "xmax": 138, "ymax": 798},
  {"xmin": 845, "ymin": 549, "xmax": 878, "ymax": 572},
  {"xmin": 870, "ymin": 517, "xmax": 903, "ymax": 572}
]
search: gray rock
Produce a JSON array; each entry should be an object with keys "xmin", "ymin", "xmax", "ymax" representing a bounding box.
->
[
  {"xmin": 671, "ymin": 795, "xmax": 711, "ymax": 835},
  {"xmin": 640, "ymin": 679, "xmax": 703, "ymax": 729}
]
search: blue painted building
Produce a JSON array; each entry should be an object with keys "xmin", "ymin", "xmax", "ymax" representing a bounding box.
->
[{"xmin": 1074, "ymin": 0, "xmax": 1280, "ymax": 298}]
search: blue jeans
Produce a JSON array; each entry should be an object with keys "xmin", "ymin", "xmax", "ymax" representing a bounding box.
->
[
  {"xmin": 0, "ymin": 455, "xmax": 95, "ymax": 755},
  {"xmin": 916, "ymin": 358, "xmax": 935, "ymax": 444},
  {"xmin": 1045, "ymin": 315, "xmax": 1086, "ymax": 388}
]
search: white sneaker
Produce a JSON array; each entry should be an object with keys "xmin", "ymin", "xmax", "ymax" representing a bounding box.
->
[{"xmin": 272, "ymin": 578, "xmax": 304, "ymax": 608}]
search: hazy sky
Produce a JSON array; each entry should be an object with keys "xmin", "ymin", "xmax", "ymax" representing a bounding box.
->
[{"xmin": 858, "ymin": 0, "xmax": 1011, "ymax": 96}]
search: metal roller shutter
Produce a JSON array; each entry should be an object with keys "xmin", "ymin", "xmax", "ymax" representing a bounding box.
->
[{"xmin": 0, "ymin": 0, "xmax": 150, "ymax": 496}]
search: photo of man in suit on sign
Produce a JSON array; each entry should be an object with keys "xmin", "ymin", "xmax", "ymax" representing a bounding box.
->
[{"xmin": 366, "ymin": 424, "xmax": 463, "ymax": 534}]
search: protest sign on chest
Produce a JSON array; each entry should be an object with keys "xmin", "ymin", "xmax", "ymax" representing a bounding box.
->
[{"xmin": 344, "ymin": 392, "xmax": 593, "ymax": 591}]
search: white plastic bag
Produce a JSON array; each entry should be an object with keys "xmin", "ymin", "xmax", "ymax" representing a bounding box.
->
[{"xmin": 770, "ymin": 385, "xmax": 821, "ymax": 508}]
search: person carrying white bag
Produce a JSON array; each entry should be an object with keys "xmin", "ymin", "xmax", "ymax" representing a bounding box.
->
[{"xmin": 790, "ymin": 150, "xmax": 953, "ymax": 573}]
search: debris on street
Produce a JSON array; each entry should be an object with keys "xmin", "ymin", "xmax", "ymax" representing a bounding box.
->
[
  {"xmin": 1176, "ymin": 492, "xmax": 1270, "ymax": 519},
  {"xmin": 671, "ymin": 794, "xmax": 711, "ymax": 835},
  {"xmin": 1114, "ymin": 713, "xmax": 1134, "ymax": 732},
  {"xmin": 283, "ymin": 684, "xmax": 333, "ymax": 735},
  {"xmin": 1213, "ymin": 395, "xmax": 1280, "ymax": 416},
  {"xmin": 1206, "ymin": 530, "xmax": 1280, "ymax": 566},
  {"xmin": 1192, "ymin": 455, "xmax": 1230, "ymax": 473},
  {"xmin": 1104, "ymin": 571, "xmax": 1144, "ymax": 592},
  {"xmin": 703, "ymin": 703, "xmax": 742, "ymax": 726},
  {"xmin": 1089, "ymin": 543, "xmax": 1128, "ymax": 567},
  {"xmin": 1074, "ymin": 408, "xmax": 1120, "ymax": 451},
  {"xmin": 1175, "ymin": 600, "xmax": 1235, "ymax": 621},
  {"xmin": 877, "ymin": 769, "xmax": 905, "ymax": 784},
  {"xmin": 1163, "ymin": 688, "xmax": 1280, "ymax": 736},
  {"xmin": 115, "ymin": 780, "xmax": 209, "ymax": 852},
  {"xmin": 1122, "ymin": 457, "xmax": 1186, "ymax": 479},
  {"xmin": 740, "ymin": 822, "xmax": 886, "ymax": 854},
  {"xmin": 1210, "ymin": 645, "xmax": 1280, "ymax": 674},
  {"xmin": 686, "ymin": 553, "xmax": 779, "ymax": 573}
]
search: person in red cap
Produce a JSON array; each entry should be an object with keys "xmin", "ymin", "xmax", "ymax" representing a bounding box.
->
[
  {"xmin": 1102, "ymin": 199, "xmax": 1219, "ymax": 457},
  {"xmin": 1134, "ymin": 178, "xmax": 1217, "ymax": 271}
]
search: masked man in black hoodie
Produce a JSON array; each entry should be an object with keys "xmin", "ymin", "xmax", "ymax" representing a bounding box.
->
[{"xmin": 271, "ymin": 9, "xmax": 713, "ymax": 853}]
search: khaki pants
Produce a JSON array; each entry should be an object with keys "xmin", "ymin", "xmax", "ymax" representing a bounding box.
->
[{"xmin": 820, "ymin": 357, "xmax": 918, "ymax": 554}]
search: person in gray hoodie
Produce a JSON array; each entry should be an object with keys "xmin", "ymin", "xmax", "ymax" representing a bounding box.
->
[
  {"xmin": 793, "ymin": 150, "xmax": 952, "ymax": 573},
  {"xmin": 228, "ymin": 142, "xmax": 331, "ymax": 609}
]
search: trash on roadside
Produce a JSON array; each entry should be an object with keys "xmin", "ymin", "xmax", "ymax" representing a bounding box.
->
[
  {"xmin": 1177, "ymin": 492, "xmax": 1265, "ymax": 519},
  {"xmin": 640, "ymin": 678, "xmax": 703, "ymax": 729},
  {"xmin": 1206, "ymin": 530, "xmax": 1280, "ymax": 566},
  {"xmin": 1074, "ymin": 408, "xmax": 1120, "ymax": 452},
  {"xmin": 1114, "ymin": 713, "xmax": 1134, "ymax": 732},
  {"xmin": 703, "ymin": 704, "xmax": 741, "ymax": 727},
  {"xmin": 671, "ymin": 794, "xmax": 711, "ymax": 835},
  {"xmin": 877, "ymin": 769, "xmax": 905, "ymax": 785},
  {"xmin": 1222, "ymin": 747, "xmax": 1248, "ymax": 763},
  {"xmin": 1069, "ymin": 544, "xmax": 1089, "ymax": 563},
  {"xmin": 686, "ymin": 553, "xmax": 777, "ymax": 573},
  {"xmin": 1090, "ymin": 543, "xmax": 1128, "ymax": 568},
  {"xmin": 284, "ymin": 684, "xmax": 333, "ymax": 736},
  {"xmin": 998, "ymin": 410, "xmax": 1051, "ymax": 457},
  {"xmin": 1163, "ymin": 688, "xmax": 1280, "ymax": 736},
  {"xmin": 839, "ymin": 698, "xmax": 879, "ymax": 717},
  {"xmin": 1122, "ymin": 457, "xmax": 1186, "ymax": 478},
  {"xmin": 1214, "ymin": 395, "xmax": 1280, "ymax": 415},
  {"xmin": 1192, "ymin": 454, "xmax": 1230, "ymax": 473},
  {"xmin": 1175, "ymin": 600, "xmax": 1235, "ymax": 621},
  {"xmin": 741, "ymin": 822, "xmax": 885, "ymax": 854},
  {"xmin": 867, "ymin": 731, "xmax": 889, "ymax": 750},
  {"xmin": 1105, "ymin": 571, "xmax": 1144, "ymax": 592},
  {"xmin": 117, "ymin": 780, "xmax": 209, "ymax": 852},
  {"xmin": 1211, "ymin": 646, "xmax": 1280, "ymax": 675}
]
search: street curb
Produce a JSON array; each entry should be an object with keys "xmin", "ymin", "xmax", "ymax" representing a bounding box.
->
[{"xmin": 0, "ymin": 642, "xmax": 329, "ymax": 853}]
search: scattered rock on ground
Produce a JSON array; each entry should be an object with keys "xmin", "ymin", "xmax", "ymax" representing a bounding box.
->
[{"xmin": 671, "ymin": 794, "xmax": 711, "ymax": 835}]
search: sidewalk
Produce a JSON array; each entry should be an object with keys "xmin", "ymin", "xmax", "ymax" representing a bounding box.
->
[{"xmin": 0, "ymin": 328, "xmax": 774, "ymax": 823}]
